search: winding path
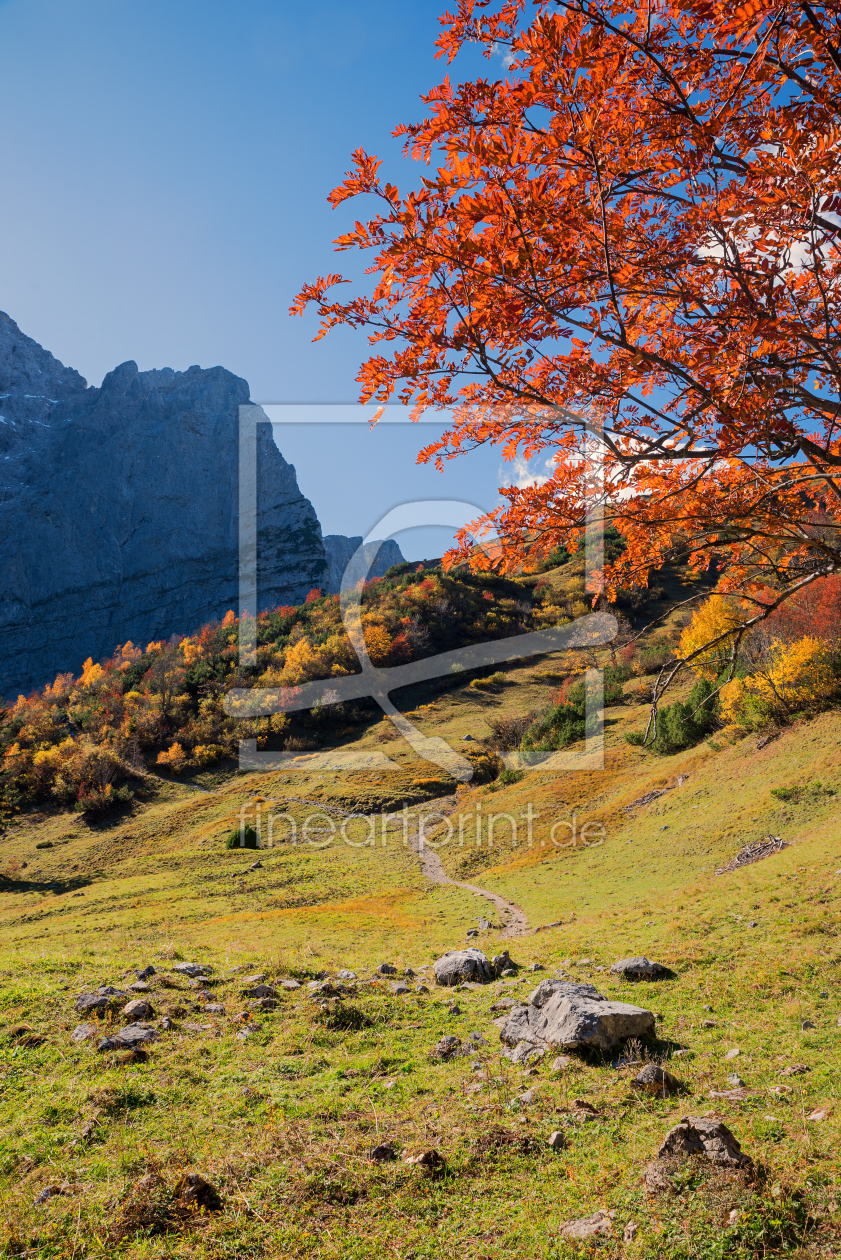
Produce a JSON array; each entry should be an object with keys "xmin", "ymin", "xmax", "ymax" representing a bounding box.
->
[{"xmin": 394, "ymin": 794, "xmax": 529, "ymax": 938}]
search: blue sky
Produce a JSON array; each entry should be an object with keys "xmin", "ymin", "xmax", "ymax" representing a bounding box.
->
[{"xmin": 0, "ymin": 0, "xmax": 522, "ymax": 558}]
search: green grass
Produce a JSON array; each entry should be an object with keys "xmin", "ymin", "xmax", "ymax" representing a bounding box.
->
[{"xmin": 0, "ymin": 638, "xmax": 839, "ymax": 1257}]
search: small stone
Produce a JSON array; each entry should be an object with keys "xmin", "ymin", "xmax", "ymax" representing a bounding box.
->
[
  {"xmin": 624, "ymin": 1221, "xmax": 638, "ymax": 1242},
  {"xmin": 610, "ymin": 956, "xmax": 671, "ymax": 981},
  {"xmin": 578, "ymin": 958, "xmax": 592, "ymax": 966},
  {"xmin": 248, "ymin": 997, "xmax": 277, "ymax": 1011},
  {"xmin": 34, "ymin": 1185, "xmax": 61, "ymax": 1206},
  {"xmin": 173, "ymin": 1172, "xmax": 222, "ymax": 1211},
  {"xmin": 135, "ymin": 966, "xmax": 156, "ymax": 980},
  {"xmin": 243, "ymin": 973, "xmax": 266, "ymax": 984},
  {"xmin": 570, "ymin": 1099, "xmax": 601, "ymax": 1122},
  {"xmin": 728, "ymin": 1073, "xmax": 746, "ymax": 1088},
  {"xmin": 172, "ymin": 963, "xmax": 213, "ymax": 977},
  {"xmin": 70, "ymin": 1023, "xmax": 96, "ymax": 1044},
  {"xmin": 369, "ymin": 1142, "xmax": 397, "ymax": 1162},
  {"xmin": 702, "ymin": 1019, "xmax": 716, "ymax": 1028},
  {"xmin": 517, "ymin": 1087, "xmax": 539, "ymax": 1104},
  {"xmin": 748, "ymin": 921, "xmax": 758, "ymax": 928},
  {"xmin": 431, "ymin": 1035, "xmax": 461, "ymax": 1060},
  {"xmin": 448, "ymin": 1003, "xmax": 462, "ymax": 1016},
  {"xmin": 414, "ymin": 983, "xmax": 429, "ymax": 994},
  {"xmin": 631, "ymin": 1063, "xmax": 681, "ymax": 1096},
  {"xmin": 74, "ymin": 990, "xmax": 126, "ymax": 1014},
  {"xmin": 128, "ymin": 981, "xmax": 150, "ymax": 993},
  {"xmin": 98, "ymin": 1023, "xmax": 158, "ymax": 1052},
  {"xmin": 242, "ymin": 984, "xmax": 278, "ymax": 1000},
  {"xmin": 337, "ymin": 969, "xmax": 357, "ymax": 981},
  {"xmin": 702, "ymin": 1004, "xmax": 713, "ymax": 1011},
  {"xmin": 802, "ymin": 1019, "xmax": 817, "ymax": 1030},
  {"xmin": 672, "ymin": 1049, "xmax": 693, "ymax": 1059},
  {"xmin": 280, "ymin": 979, "xmax": 301, "ymax": 991},
  {"xmin": 560, "ymin": 1210, "xmax": 614, "ymax": 1239},
  {"xmin": 160, "ymin": 1016, "xmax": 172, "ymax": 1030},
  {"xmin": 466, "ymin": 929, "xmax": 479, "ymax": 939},
  {"xmin": 807, "ymin": 1106, "xmax": 832, "ymax": 1122},
  {"xmin": 658, "ymin": 1115, "xmax": 751, "ymax": 1168},
  {"xmin": 644, "ymin": 1160, "xmax": 675, "ymax": 1195},
  {"xmin": 724, "ymin": 1047, "xmax": 740, "ymax": 1059},
  {"xmin": 122, "ymin": 999, "xmax": 154, "ymax": 1020},
  {"xmin": 204, "ymin": 1003, "xmax": 225, "ymax": 1014},
  {"xmin": 404, "ymin": 1148, "xmax": 446, "ymax": 1178},
  {"xmin": 551, "ymin": 1055, "xmax": 575, "ymax": 1072},
  {"xmin": 778, "ymin": 1063, "xmax": 811, "ymax": 1076},
  {"xmin": 389, "ymin": 981, "xmax": 410, "ymax": 996},
  {"xmin": 376, "ymin": 963, "xmax": 398, "ymax": 976},
  {"xmin": 548, "ymin": 1130, "xmax": 566, "ymax": 1150},
  {"xmin": 500, "ymin": 968, "xmax": 517, "ymax": 978}
]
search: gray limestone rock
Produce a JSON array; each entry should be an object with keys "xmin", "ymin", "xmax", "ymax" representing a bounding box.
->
[
  {"xmin": 433, "ymin": 948, "xmax": 495, "ymax": 986},
  {"xmin": 657, "ymin": 1115, "xmax": 751, "ymax": 1168},
  {"xmin": 0, "ymin": 313, "xmax": 328, "ymax": 696},
  {"xmin": 323, "ymin": 535, "xmax": 405, "ymax": 594},
  {"xmin": 499, "ymin": 981, "xmax": 655, "ymax": 1053},
  {"xmin": 610, "ymin": 956, "xmax": 672, "ymax": 981}
]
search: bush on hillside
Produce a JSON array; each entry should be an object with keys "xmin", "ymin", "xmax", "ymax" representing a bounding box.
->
[
  {"xmin": 226, "ymin": 824, "xmax": 258, "ymax": 850},
  {"xmin": 625, "ymin": 679, "xmax": 719, "ymax": 753}
]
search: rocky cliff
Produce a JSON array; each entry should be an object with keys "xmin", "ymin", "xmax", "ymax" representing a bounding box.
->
[
  {"xmin": 0, "ymin": 313, "xmax": 328, "ymax": 698},
  {"xmin": 323, "ymin": 536, "xmax": 406, "ymax": 594}
]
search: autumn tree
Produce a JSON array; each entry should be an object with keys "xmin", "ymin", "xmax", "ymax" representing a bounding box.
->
[{"xmin": 294, "ymin": 0, "xmax": 841, "ymax": 686}]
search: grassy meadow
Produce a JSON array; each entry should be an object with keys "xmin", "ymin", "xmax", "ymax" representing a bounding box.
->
[{"xmin": 0, "ymin": 583, "xmax": 839, "ymax": 1258}]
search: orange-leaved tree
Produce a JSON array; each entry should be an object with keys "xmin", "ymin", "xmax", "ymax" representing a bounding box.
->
[{"xmin": 293, "ymin": 0, "xmax": 841, "ymax": 691}]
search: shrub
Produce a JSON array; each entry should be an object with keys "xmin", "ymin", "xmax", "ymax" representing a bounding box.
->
[
  {"xmin": 626, "ymin": 679, "xmax": 719, "ymax": 753},
  {"xmin": 226, "ymin": 824, "xmax": 258, "ymax": 850},
  {"xmin": 75, "ymin": 783, "xmax": 134, "ymax": 818},
  {"xmin": 486, "ymin": 713, "xmax": 536, "ymax": 750},
  {"xmin": 156, "ymin": 743, "xmax": 187, "ymax": 774}
]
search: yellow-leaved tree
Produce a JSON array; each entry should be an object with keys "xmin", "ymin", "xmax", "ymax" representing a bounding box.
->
[{"xmin": 678, "ymin": 598, "xmax": 745, "ymax": 678}]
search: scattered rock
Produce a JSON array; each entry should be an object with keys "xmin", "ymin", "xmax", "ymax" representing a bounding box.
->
[
  {"xmin": 559, "ymin": 1210, "xmax": 614, "ymax": 1240},
  {"xmin": 70, "ymin": 1023, "xmax": 97, "ymax": 1044},
  {"xmin": 74, "ymin": 990, "xmax": 127, "ymax": 1014},
  {"xmin": 709, "ymin": 1087, "xmax": 751, "ymax": 1101},
  {"xmin": 376, "ymin": 963, "xmax": 398, "ymax": 976},
  {"xmin": 517, "ymin": 1087, "xmax": 539, "ymax": 1104},
  {"xmin": 135, "ymin": 966, "xmax": 156, "ymax": 980},
  {"xmin": 610, "ymin": 957, "xmax": 671, "ymax": 982},
  {"xmin": 248, "ymin": 998, "xmax": 277, "ymax": 1011},
  {"xmin": 405, "ymin": 1149, "xmax": 446, "ymax": 1179},
  {"xmin": 624, "ymin": 1221, "xmax": 639, "ymax": 1242},
  {"xmin": 672, "ymin": 1049, "xmax": 693, "ymax": 1059},
  {"xmin": 129, "ymin": 981, "xmax": 150, "ymax": 993},
  {"xmin": 369, "ymin": 1142, "xmax": 397, "ymax": 1163},
  {"xmin": 779, "ymin": 1063, "xmax": 810, "ymax": 1076},
  {"xmin": 702, "ymin": 1019, "xmax": 716, "ymax": 1028},
  {"xmin": 389, "ymin": 981, "xmax": 410, "ymax": 996},
  {"xmin": 728, "ymin": 1074, "xmax": 747, "ymax": 1088},
  {"xmin": 414, "ymin": 983, "xmax": 429, "ymax": 994},
  {"xmin": 631, "ymin": 1064, "xmax": 681, "ymax": 1097},
  {"xmin": 644, "ymin": 1160, "xmax": 676, "ymax": 1194},
  {"xmin": 801, "ymin": 1019, "xmax": 817, "ymax": 1030},
  {"xmin": 724, "ymin": 1048, "xmax": 740, "ymax": 1059},
  {"xmin": 98, "ymin": 1023, "xmax": 159, "ymax": 1052},
  {"xmin": 548, "ymin": 1130, "xmax": 566, "ymax": 1151},
  {"xmin": 466, "ymin": 928, "xmax": 479, "ymax": 939},
  {"xmin": 529, "ymin": 963, "xmax": 544, "ymax": 972},
  {"xmin": 490, "ymin": 999, "xmax": 516, "ymax": 1013},
  {"xmin": 242, "ymin": 984, "xmax": 278, "ymax": 1000},
  {"xmin": 280, "ymin": 979, "xmax": 301, "ymax": 991},
  {"xmin": 807, "ymin": 1106, "xmax": 832, "ymax": 1122},
  {"xmin": 658, "ymin": 1115, "xmax": 751, "ymax": 1168},
  {"xmin": 172, "ymin": 963, "xmax": 213, "ymax": 977},
  {"xmin": 204, "ymin": 1003, "xmax": 226, "ymax": 1014},
  {"xmin": 506, "ymin": 1041, "xmax": 545, "ymax": 1066},
  {"xmin": 431, "ymin": 1035, "xmax": 462, "ymax": 1060},
  {"xmin": 173, "ymin": 1172, "xmax": 222, "ymax": 1212},
  {"xmin": 337, "ymin": 969, "xmax": 357, "ymax": 981},
  {"xmin": 570, "ymin": 1099, "xmax": 601, "ymax": 1123},
  {"xmin": 34, "ymin": 1185, "xmax": 61, "ymax": 1206},
  {"xmin": 122, "ymin": 999, "xmax": 154, "ymax": 1021},
  {"xmin": 551, "ymin": 1055, "xmax": 576, "ymax": 1072},
  {"xmin": 447, "ymin": 1002, "xmax": 462, "ymax": 1016},
  {"xmin": 492, "ymin": 951, "xmax": 515, "ymax": 976},
  {"xmin": 243, "ymin": 973, "xmax": 266, "ymax": 984},
  {"xmin": 499, "ymin": 978, "xmax": 655, "ymax": 1054},
  {"xmin": 160, "ymin": 1016, "xmax": 172, "ymax": 1030},
  {"xmin": 433, "ymin": 948, "xmax": 495, "ymax": 986}
]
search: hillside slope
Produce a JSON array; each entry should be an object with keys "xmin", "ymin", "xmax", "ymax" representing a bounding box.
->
[{"xmin": 0, "ymin": 639, "xmax": 838, "ymax": 1258}]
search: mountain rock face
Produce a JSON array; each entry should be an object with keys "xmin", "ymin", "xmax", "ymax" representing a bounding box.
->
[
  {"xmin": 0, "ymin": 313, "xmax": 328, "ymax": 698},
  {"xmin": 323, "ymin": 535, "xmax": 406, "ymax": 594}
]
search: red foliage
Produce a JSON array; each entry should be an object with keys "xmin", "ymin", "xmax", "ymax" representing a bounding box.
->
[
  {"xmin": 762, "ymin": 574, "xmax": 841, "ymax": 647},
  {"xmin": 305, "ymin": 589, "xmax": 323, "ymax": 604}
]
